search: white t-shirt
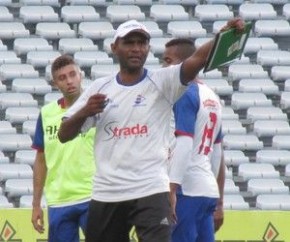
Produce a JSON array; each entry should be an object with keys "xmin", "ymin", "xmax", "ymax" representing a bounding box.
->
[
  {"xmin": 170, "ymin": 82, "xmax": 223, "ymax": 198},
  {"xmin": 64, "ymin": 65, "xmax": 187, "ymax": 202}
]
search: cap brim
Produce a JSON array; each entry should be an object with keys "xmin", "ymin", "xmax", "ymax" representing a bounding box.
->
[{"xmin": 115, "ymin": 29, "xmax": 150, "ymax": 42}]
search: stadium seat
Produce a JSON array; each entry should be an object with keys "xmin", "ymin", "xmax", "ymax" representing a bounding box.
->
[
  {"xmin": 15, "ymin": 150, "xmax": 36, "ymax": 166},
  {"xmin": 0, "ymin": 51, "xmax": 21, "ymax": 65},
  {"xmin": 224, "ymin": 150, "xmax": 250, "ymax": 166},
  {"xmin": 0, "ymin": 164, "xmax": 33, "ymax": 182},
  {"xmin": 0, "ymin": 22, "xmax": 30, "ymax": 39},
  {"xmin": 238, "ymin": 78, "xmax": 279, "ymax": 96},
  {"xmin": 225, "ymin": 166, "xmax": 233, "ymax": 179},
  {"xmin": 0, "ymin": 195, "xmax": 13, "ymax": 208},
  {"xmin": 0, "ymin": 82, "xmax": 6, "ymax": 93},
  {"xmin": 145, "ymin": 52, "xmax": 160, "ymax": 65},
  {"xmin": 280, "ymin": 92, "xmax": 290, "ymax": 109},
  {"xmin": 194, "ymin": 4, "xmax": 233, "ymax": 21},
  {"xmin": 26, "ymin": 51, "xmax": 61, "ymax": 68},
  {"xmin": 0, "ymin": 93, "xmax": 38, "ymax": 109},
  {"xmin": 231, "ymin": 92, "xmax": 272, "ymax": 110},
  {"xmin": 244, "ymin": 37, "xmax": 278, "ymax": 54},
  {"xmin": 284, "ymin": 79, "xmax": 290, "ymax": 91},
  {"xmin": 150, "ymin": 5, "xmax": 189, "ymax": 22},
  {"xmin": 285, "ymin": 164, "xmax": 290, "ymax": 177},
  {"xmin": 223, "ymin": 134, "xmax": 264, "ymax": 150},
  {"xmin": 194, "ymin": 37, "xmax": 211, "ymax": 49},
  {"xmin": 61, "ymin": 5, "xmax": 100, "ymax": 23},
  {"xmin": 66, "ymin": 0, "xmax": 107, "ymax": 5},
  {"xmin": 11, "ymin": 78, "xmax": 52, "ymax": 95},
  {"xmin": 254, "ymin": 20, "xmax": 290, "ymax": 37},
  {"xmin": 106, "ymin": 5, "xmax": 145, "ymax": 22},
  {"xmin": 5, "ymin": 178, "xmax": 33, "ymax": 198},
  {"xmin": 246, "ymin": 106, "xmax": 288, "ymax": 123},
  {"xmin": 114, "ymin": 0, "xmax": 153, "ymax": 5},
  {"xmin": 238, "ymin": 3, "xmax": 277, "ymax": 21},
  {"xmin": 13, "ymin": 38, "xmax": 53, "ymax": 56},
  {"xmin": 253, "ymin": 120, "xmax": 290, "ymax": 138},
  {"xmin": 0, "ymin": 40, "xmax": 7, "ymax": 51},
  {"xmin": 5, "ymin": 107, "xmax": 40, "ymax": 124},
  {"xmin": 22, "ymin": 120, "xmax": 37, "ymax": 137},
  {"xmin": 74, "ymin": 51, "xmax": 113, "ymax": 68},
  {"xmin": 223, "ymin": 194, "xmax": 249, "ymax": 210},
  {"xmin": 36, "ymin": 22, "xmax": 76, "ymax": 40},
  {"xmin": 272, "ymin": 135, "xmax": 290, "ymax": 149},
  {"xmin": 205, "ymin": 0, "xmax": 243, "ymax": 4},
  {"xmin": 0, "ymin": 6, "xmax": 13, "ymax": 21},
  {"xmin": 140, "ymin": 21, "xmax": 163, "ymax": 38},
  {"xmin": 19, "ymin": 6, "xmax": 59, "ymax": 23},
  {"xmin": 159, "ymin": 0, "xmax": 199, "ymax": 4},
  {"xmin": 222, "ymin": 107, "xmax": 239, "ymax": 120},
  {"xmin": 0, "ymin": 64, "xmax": 38, "ymax": 81},
  {"xmin": 256, "ymin": 150, "xmax": 290, "ymax": 166},
  {"xmin": 198, "ymin": 69, "xmax": 223, "ymax": 79},
  {"xmin": 222, "ymin": 120, "xmax": 246, "ymax": 135},
  {"xmin": 102, "ymin": 37, "xmax": 114, "ymax": 54},
  {"xmin": 19, "ymin": 195, "xmax": 46, "ymax": 208},
  {"xmin": 58, "ymin": 38, "xmax": 99, "ymax": 54},
  {"xmin": 283, "ymin": 3, "xmax": 290, "ymax": 20},
  {"xmin": 149, "ymin": 37, "xmax": 173, "ymax": 55},
  {"xmin": 251, "ymin": 0, "xmax": 287, "ymax": 3},
  {"xmin": 19, "ymin": 0, "xmax": 60, "ymax": 6},
  {"xmin": 238, "ymin": 163, "xmax": 279, "ymax": 181},
  {"xmin": 0, "ymin": 151, "xmax": 9, "ymax": 164},
  {"xmin": 0, "ymin": 134, "xmax": 32, "ymax": 152},
  {"xmin": 257, "ymin": 50, "xmax": 290, "ymax": 66},
  {"xmin": 202, "ymin": 79, "xmax": 233, "ymax": 96},
  {"xmin": 224, "ymin": 178, "xmax": 240, "ymax": 194},
  {"xmin": 271, "ymin": 66, "xmax": 290, "ymax": 81},
  {"xmin": 44, "ymin": 92, "xmax": 63, "ymax": 105},
  {"xmin": 247, "ymin": 178, "xmax": 289, "ymax": 196},
  {"xmin": 212, "ymin": 20, "xmax": 227, "ymax": 34},
  {"xmin": 78, "ymin": 21, "xmax": 115, "ymax": 40},
  {"xmin": 91, "ymin": 64, "xmax": 119, "ymax": 79},
  {"xmin": 0, "ymin": 121, "xmax": 16, "ymax": 134},
  {"xmin": 256, "ymin": 194, "xmax": 290, "ymax": 210},
  {"xmin": 228, "ymin": 64, "xmax": 268, "ymax": 82},
  {"xmin": 167, "ymin": 21, "xmax": 206, "ymax": 38}
]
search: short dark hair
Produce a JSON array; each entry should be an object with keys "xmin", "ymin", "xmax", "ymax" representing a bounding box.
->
[
  {"xmin": 165, "ymin": 38, "xmax": 196, "ymax": 60},
  {"xmin": 51, "ymin": 54, "xmax": 76, "ymax": 76}
]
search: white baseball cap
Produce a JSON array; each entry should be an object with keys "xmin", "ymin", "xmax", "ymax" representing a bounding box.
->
[{"xmin": 113, "ymin": 19, "xmax": 150, "ymax": 42}]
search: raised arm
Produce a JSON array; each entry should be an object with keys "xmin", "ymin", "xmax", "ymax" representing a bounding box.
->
[
  {"xmin": 58, "ymin": 93, "xmax": 107, "ymax": 143},
  {"xmin": 181, "ymin": 18, "xmax": 245, "ymax": 83}
]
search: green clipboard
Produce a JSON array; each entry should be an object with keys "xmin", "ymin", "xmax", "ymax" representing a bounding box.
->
[{"xmin": 203, "ymin": 22, "xmax": 252, "ymax": 73}]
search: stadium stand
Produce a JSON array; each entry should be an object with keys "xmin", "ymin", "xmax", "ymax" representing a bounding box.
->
[{"xmin": 0, "ymin": 0, "xmax": 289, "ymax": 211}]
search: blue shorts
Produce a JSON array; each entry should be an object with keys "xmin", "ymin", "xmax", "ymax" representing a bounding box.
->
[
  {"xmin": 48, "ymin": 201, "xmax": 89, "ymax": 242},
  {"xmin": 171, "ymin": 195, "xmax": 217, "ymax": 242}
]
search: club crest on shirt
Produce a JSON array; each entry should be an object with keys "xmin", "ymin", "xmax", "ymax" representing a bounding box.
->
[{"xmin": 133, "ymin": 94, "xmax": 146, "ymax": 107}]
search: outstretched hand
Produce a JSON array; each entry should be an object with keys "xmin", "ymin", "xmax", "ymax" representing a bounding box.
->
[
  {"xmin": 84, "ymin": 93, "xmax": 108, "ymax": 117},
  {"xmin": 220, "ymin": 17, "xmax": 245, "ymax": 33}
]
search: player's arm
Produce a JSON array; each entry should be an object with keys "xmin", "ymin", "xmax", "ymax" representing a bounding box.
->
[
  {"xmin": 214, "ymin": 147, "xmax": 225, "ymax": 232},
  {"xmin": 32, "ymin": 151, "xmax": 46, "ymax": 233},
  {"xmin": 181, "ymin": 18, "xmax": 245, "ymax": 83},
  {"xmin": 58, "ymin": 93, "xmax": 107, "ymax": 143}
]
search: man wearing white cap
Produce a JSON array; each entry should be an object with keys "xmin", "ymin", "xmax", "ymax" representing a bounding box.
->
[{"xmin": 58, "ymin": 18, "xmax": 245, "ymax": 242}]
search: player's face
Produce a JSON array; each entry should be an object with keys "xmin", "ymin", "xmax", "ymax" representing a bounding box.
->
[
  {"xmin": 53, "ymin": 64, "xmax": 82, "ymax": 99},
  {"xmin": 162, "ymin": 46, "xmax": 182, "ymax": 67},
  {"xmin": 112, "ymin": 32, "xmax": 150, "ymax": 72}
]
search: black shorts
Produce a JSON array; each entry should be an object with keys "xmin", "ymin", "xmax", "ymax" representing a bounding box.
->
[{"xmin": 85, "ymin": 192, "xmax": 171, "ymax": 242}]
